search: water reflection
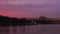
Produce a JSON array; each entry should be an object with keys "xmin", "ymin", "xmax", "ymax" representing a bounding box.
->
[
  {"xmin": 0, "ymin": 26, "xmax": 25, "ymax": 34},
  {"xmin": 0, "ymin": 25, "xmax": 60, "ymax": 34},
  {"xmin": 0, "ymin": 26, "xmax": 17, "ymax": 34},
  {"xmin": 0, "ymin": 26, "xmax": 10, "ymax": 34}
]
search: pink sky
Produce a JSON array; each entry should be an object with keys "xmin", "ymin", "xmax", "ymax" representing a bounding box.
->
[{"xmin": 0, "ymin": 0, "xmax": 60, "ymax": 18}]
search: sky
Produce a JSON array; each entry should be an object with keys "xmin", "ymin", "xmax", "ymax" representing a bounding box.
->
[{"xmin": 0, "ymin": 0, "xmax": 60, "ymax": 18}]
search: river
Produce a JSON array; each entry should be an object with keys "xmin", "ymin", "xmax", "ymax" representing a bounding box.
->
[{"xmin": 0, "ymin": 24, "xmax": 60, "ymax": 34}]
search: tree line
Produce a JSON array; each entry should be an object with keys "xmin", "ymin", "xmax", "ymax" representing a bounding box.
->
[
  {"xmin": 0, "ymin": 15, "xmax": 38, "ymax": 26},
  {"xmin": 0, "ymin": 15, "xmax": 59, "ymax": 26}
]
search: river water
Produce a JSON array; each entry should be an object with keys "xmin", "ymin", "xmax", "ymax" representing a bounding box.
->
[{"xmin": 0, "ymin": 24, "xmax": 60, "ymax": 34}]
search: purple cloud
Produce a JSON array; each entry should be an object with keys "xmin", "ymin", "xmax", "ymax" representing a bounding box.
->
[{"xmin": 0, "ymin": 0, "xmax": 60, "ymax": 18}]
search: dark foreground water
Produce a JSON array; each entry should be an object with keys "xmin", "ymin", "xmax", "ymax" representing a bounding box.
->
[{"xmin": 0, "ymin": 24, "xmax": 60, "ymax": 34}]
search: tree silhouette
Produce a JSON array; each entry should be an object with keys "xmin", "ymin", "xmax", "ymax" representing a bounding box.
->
[
  {"xmin": 19, "ymin": 18, "xmax": 27, "ymax": 26},
  {"xmin": 39, "ymin": 16, "xmax": 58, "ymax": 24},
  {"xmin": 0, "ymin": 15, "xmax": 59, "ymax": 26},
  {"xmin": 12, "ymin": 18, "xmax": 18, "ymax": 26},
  {"xmin": 0, "ymin": 15, "xmax": 10, "ymax": 26},
  {"xmin": 39, "ymin": 16, "xmax": 47, "ymax": 24}
]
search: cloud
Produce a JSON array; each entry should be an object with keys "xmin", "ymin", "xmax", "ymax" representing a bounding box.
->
[
  {"xmin": 1, "ymin": 4, "xmax": 59, "ymax": 12},
  {"xmin": 0, "ymin": 0, "xmax": 60, "ymax": 18},
  {"xmin": 0, "ymin": 4, "xmax": 60, "ymax": 18},
  {"xmin": 0, "ymin": 0, "xmax": 60, "ymax": 5}
]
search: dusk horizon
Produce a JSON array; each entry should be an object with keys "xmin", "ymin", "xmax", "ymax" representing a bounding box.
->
[
  {"xmin": 0, "ymin": 0, "xmax": 60, "ymax": 18},
  {"xmin": 0, "ymin": 0, "xmax": 60, "ymax": 34}
]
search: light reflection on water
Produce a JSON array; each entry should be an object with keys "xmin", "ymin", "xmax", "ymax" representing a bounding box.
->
[{"xmin": 0, "ymin": 24, "xmax": 60, "ymax": 34}]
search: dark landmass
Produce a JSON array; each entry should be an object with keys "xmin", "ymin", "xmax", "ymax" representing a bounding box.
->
[{"xmin": 0, "ymin": 15, "xmax": 60, "ymax": 26}]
